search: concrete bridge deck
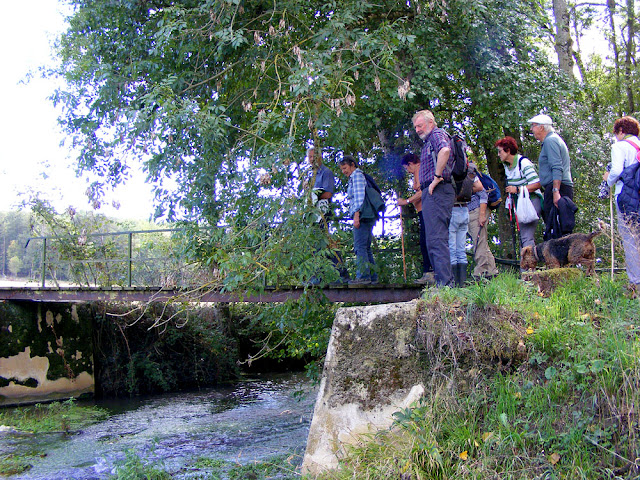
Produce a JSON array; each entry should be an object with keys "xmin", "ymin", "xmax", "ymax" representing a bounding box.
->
[{"xmin": 0, "ymin": 284, "xmax": 424, "ymax": 304}]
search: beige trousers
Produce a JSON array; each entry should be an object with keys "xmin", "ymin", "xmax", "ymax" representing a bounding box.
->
[{"xmin": 468, "ymin": 207, "xmax": 499, "ymax": 277}]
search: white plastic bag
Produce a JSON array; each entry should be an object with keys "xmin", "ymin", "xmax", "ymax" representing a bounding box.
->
[{"xmin": 516, "ymin": 186, "xmax": 538, "ymax": 224}]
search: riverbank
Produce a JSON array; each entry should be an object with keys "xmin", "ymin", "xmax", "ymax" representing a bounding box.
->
[{"xmin": 312, "ymin": 272, "xmax": 640, "ymax": 479}]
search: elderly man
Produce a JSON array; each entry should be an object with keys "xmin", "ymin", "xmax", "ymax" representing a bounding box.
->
[
  {"xmin": 528, "ymin": 114, "xmax": 574, "ymax": 237},
  {"xmin": 412, "ymin": 110, "xmax": 455, "ymax": 287}
]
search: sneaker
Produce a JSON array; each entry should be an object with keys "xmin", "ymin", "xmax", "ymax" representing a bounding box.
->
[
  {"xmin": 348, "ymin": 278, "xmax": 371, "ymax": 286},
  {"xmin": 416, "ymin": 272, "xmax": 435, "ymax": 285}
]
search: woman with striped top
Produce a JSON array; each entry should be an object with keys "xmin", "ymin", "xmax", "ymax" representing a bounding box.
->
[{"xmin": 495, "ymin": 136, "xmax": 543, "ymax": 248}]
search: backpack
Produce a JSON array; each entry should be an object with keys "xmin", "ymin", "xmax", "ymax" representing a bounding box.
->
[
  {"xmin": 476, "ymin": 171, "xmax": 502, "ymax": 210},
  {"xmin": 450, "ymin": 133, "xmax": 469, "ymax": 182},
  {"xmin": 616, "ymin": 140, "xmax": 640, "ymax": 222},
  {"xmin": 360, "ymin": 172, "xmax": 385, "ymax": 221},
  {"xmin": 454, "ymin": 165, "xmax": 476, "ymax": 203}
]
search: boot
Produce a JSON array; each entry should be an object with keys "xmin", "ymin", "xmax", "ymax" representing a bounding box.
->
[
  {"xmin": 451, "ymin": 264, "xmax": 459, "ymax": 287},
  {"xmin": 458, "ymin": 263, "xmax": 467, "ymax": 287}
]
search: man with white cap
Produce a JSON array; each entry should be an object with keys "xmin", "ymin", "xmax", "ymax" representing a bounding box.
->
[{"xmin": 528, "ymin": 114, "xmax": 574, "ymax": 235}]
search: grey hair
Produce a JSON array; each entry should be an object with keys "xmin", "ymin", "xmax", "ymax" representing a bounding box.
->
[
  {"xmin": 412, "ymin": 109, "xmax": 436, "ymax": 127},
  {"xmin": 541, "ymin": 124, "xmax": 555, "ymax": 134}
]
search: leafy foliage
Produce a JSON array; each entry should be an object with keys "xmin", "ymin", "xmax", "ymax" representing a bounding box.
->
[{"xmin": 52, "ymin": 0, "xmax": 569, "ymax": 286}]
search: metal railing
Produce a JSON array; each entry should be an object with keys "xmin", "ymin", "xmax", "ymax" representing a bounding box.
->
[{"xmin": 25, "ymin": 228, "xmax": 185, "ymax": 288}]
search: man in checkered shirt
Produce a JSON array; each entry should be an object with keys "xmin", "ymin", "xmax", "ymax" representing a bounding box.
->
[{"xmin": 412, "ymin": 110, "xmax": 456, "ymax": 287}]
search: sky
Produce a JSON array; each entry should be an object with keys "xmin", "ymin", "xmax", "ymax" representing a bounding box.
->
[{"xmin": 0, "ymin": 0, "xmax": 156, "ymax": 221}]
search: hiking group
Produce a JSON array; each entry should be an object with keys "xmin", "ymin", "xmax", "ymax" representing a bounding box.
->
[{"xmin": 307, "ymin": 110, "xmax": 640, "ymax": 292}]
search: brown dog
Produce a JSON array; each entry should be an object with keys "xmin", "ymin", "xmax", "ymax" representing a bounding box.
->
[{"xmin": 520, "ymin": 230, "xmax": 602, "ymax": 275}]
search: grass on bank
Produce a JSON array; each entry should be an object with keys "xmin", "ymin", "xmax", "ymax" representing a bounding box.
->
[
  {"xmin": 0, "ymin": 398, "xmax": 108, "ymax": 433},
  {"xmin": 312, "ymin": 272, "xmax": 640, "ymax": 480},
  {"xmin": 0, "ymin": 398, "xmax": 108, "ymax": 475}
]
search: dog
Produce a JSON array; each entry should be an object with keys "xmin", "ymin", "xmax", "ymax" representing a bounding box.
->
[{"xmin": 520, "ymin": 230, "xmax": 602, "ymax": 275}]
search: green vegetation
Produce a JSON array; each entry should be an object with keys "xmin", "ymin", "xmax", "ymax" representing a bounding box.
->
[
  {"xmin": 109, "ymin": 448, "xmax": 171, "ymax": 480},
  {"xmin": 188, "ymin": 454, "xmax": 300, "ymax": 479},
  {"xmin": 0, "ymin": 399, "xmax": 109, "ymax": 476},
  {"xmin": 106, "ymin": 451, "xmax": 300, "ymax": 479},
  {"xmin": 0, "ymin": 454, "xmax": 34, "ymax": 476},
  {"xmin": 0, "ymin": 398, "xmax": 108, "ymax": 433},
  {"xmin": 313, "ymin": 273, "xmax": 640, "ymax": 479}
]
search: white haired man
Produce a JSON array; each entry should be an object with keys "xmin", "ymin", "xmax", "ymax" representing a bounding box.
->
[
  {"xmin": 412, "ymin": 110, "xmax": 455, "ymax": 287},
  {"xmin": 528, "ymin": 114, "xmax": 574, "ymax": 238}
]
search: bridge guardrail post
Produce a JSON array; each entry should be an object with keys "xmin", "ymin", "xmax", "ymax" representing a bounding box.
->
[
  {"xmin": 128, "ymin": 232, "xmax": 133, "ymax": 287},
  {"xmin": 41, "ymin": 237, "xmax": 46, "ymax": 287}
]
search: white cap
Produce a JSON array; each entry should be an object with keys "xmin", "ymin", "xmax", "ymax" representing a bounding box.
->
[{"xmin": 527, "ymin": 114, "xmax": 553, "ymax": 125}]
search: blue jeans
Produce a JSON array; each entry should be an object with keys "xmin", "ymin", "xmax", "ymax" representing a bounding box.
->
[
  {"xmin": 449, "ymin": 206, "xmax": 469, "ymax": 265},
  {"xmin": 353, "ymin": 219, "xmax": 377, "ymax": 281}
]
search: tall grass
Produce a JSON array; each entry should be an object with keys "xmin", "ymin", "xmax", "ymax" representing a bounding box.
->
[{"xmin": 313, "ymin": 273, "xmax": 640, "ymax": 479}]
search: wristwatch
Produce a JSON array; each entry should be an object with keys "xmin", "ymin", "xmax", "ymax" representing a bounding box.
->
[
  {"xmin": 552, "ymin": 188, "xmax": 560, "ymax": 192},
  {"xmin": 434, "ymin": 174, "xmax": 443, "ymax": 179}
]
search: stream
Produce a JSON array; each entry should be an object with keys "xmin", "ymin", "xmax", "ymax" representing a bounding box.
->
[{"xmin": 0, "ymin": 372, "xmax": 316, "ymax": 479}]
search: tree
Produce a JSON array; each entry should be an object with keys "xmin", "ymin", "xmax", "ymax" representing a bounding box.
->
[{"xmin": 49, "ymin": 0, "xmax": 628, "ymax": 368}]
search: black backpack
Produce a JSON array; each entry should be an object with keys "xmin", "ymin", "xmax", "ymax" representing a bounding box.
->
[
  {"xmin": 450, "ymin": 133, "xmax": 469, "ymax": 182},
  {"xmin": 454, "ymin": 165, "xmax": 476, "ymax": 203}
]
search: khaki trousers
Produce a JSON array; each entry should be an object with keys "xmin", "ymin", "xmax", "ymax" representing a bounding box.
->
[{"xmin": 468, "ymin": 207, "xmax": 499, "ymax": 278}]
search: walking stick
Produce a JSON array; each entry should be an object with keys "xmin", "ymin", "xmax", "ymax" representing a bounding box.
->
[{"xmin": 610, "ymin": 193, "xmax": 615, "ymax": 280}]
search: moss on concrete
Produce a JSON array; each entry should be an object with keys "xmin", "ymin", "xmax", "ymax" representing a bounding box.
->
[
  {"xmin": 324, "ymin": 302, "xmax": 423, "ymax": 410},
  {"xmin": 0, "ymin": 301, "xmax": 94, "ymax": 384}
]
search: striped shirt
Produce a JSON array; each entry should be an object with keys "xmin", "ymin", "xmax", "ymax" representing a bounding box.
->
[
  {"xmin": 503, "ymin": 155, "xmax": 542, "ymax": 197},
  {"xmin": 347, "ymin": 168, "xmax": 367, "ymax": 218}
]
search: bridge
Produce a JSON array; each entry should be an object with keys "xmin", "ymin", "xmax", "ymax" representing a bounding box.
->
[
  {"xmin": 0, "ymin": 283, "xmax": 423, "ymax": 303},
  {"xmin": 4, "ymin": 225, "xmax": 427, "ymax": 304}
]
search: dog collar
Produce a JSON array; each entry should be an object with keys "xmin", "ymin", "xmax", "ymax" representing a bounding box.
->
[{"xmin": 533, "ymin": 245, "xmax": 540, "ymax": 262}]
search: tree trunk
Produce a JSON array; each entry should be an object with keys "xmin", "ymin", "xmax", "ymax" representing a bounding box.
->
[
  {"xmin": 553, "ymin": 0, "xmax": 575, "ymax": 77},
  {"xmin": 608, "ymin": 0, "xmax": 623, "ymax": 116},
  {"xmin": 624, "ymin": 0, "xmax": 636, "ymax": 113}
]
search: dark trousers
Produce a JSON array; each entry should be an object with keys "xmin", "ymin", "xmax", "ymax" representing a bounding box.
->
[
  {"xmin": 418, "ymin": 213, "xmax": 433, "ymax": 273},
  {"xmin": 542, "ymin": 183, "xmax": 574, "ymax": 230},
  {"xmin": 421, "ymin": 182, "xmax": 455, "ymax": 286},
  {"xmin": 353, "ymin": 219, "xmax": 377, "ymax": 281}
]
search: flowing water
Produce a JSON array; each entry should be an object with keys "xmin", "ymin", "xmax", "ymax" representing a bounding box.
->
[{"xmin": 0, "ymin": 372, "xmax": 316, "ymax": 479}]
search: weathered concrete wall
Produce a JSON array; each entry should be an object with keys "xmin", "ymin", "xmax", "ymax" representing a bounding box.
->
[
  {"xmin": 302, "ymin": 300, "xmax": 424, "ymax": 475},
  {"xmin": 0, "ymin": 301, "xmax": 95, "ymax": 406}
]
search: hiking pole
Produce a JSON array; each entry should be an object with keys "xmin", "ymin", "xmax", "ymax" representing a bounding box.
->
[{"xmin": 610, "ymin": 193, "xmax": 615, "ymax": 281}]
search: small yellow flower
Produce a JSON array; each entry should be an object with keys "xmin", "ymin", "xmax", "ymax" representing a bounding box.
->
[
  {"xmin": 526, "ymin": 327, "xmax": 534, "ymax": 335},
  {"xmin": 482, "ymin": 432, "xmax": 493, "ymax": 442},
  {"xmin": 459, "ymin": 450, "xmax": 468, "ymax": 460}
]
